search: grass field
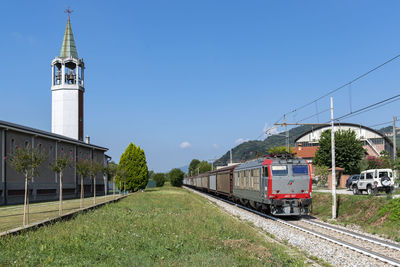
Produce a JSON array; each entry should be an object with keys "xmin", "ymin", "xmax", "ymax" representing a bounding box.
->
[
  {"xmin": 311, "ymin": 192, "xmax": 400, "ymax": 241},
  {"xmin": 0, "ymin": 186, "xmax": 307, "ymax": 266},
  {"xmin": 0, "ymin": 194, "xmax": 121, "ymax": 232}
]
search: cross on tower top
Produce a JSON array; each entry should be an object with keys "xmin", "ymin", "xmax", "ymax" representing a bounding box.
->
[{"xmin": 64, "ymin": 7, "xmax": 73, "ymax": 18}]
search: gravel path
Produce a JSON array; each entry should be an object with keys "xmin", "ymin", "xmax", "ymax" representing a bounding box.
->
[{"xmin": 186, "ymin": 188, "xmax": 394, "ymax": 267}]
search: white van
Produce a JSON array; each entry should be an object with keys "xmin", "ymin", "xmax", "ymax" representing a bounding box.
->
[{"xmin": 352, "ymin": 169, "xmax": 394, "ymax": 195}]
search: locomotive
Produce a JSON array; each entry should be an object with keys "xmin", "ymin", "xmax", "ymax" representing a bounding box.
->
[{"xmin": 184, "ymin": 155, "xmax": 312, "ymax": 216}]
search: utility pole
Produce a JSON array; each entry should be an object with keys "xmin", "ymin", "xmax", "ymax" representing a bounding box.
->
[
  {"xmin": 331, "ymin": 97, "xmax": 336, "ymax": 219},
  {"xmin": 208, "ymin": 158, "xmax": 218, "ymax": 171},
  {"xmin": 393, "ymin": 116, "xmax": 397, "ymax": 161},
  {"xmin": 230, "ymin": 149, "xmax": 233, "ymax": 165}
]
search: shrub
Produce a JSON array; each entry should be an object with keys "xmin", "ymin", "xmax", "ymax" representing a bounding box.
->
[
  {"xmin": 168, "ymin": 168, "xmax": 185, "ymax": 187},
  {"xmin": 152, "ymin": 173, "xmax": 166, "ymax": 187}
]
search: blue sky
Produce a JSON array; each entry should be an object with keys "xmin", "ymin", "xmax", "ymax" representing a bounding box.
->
[{"xmin": 1, "ymin": 1, "xmax": 400, "ymax": 172}]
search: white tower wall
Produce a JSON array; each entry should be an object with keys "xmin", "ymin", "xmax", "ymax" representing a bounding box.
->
[{"xmin": 52, "ymin": 89, "xmax": 79, "ymax": 140}]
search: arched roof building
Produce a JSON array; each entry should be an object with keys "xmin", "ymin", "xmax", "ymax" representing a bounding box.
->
[{"xmin": 293, "ymin": 123, "xmax": 393, "ymax": 159}]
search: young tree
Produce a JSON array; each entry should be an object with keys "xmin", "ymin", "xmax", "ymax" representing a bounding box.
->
[
  {"xmin": 152, "ymin": 173, "xmax": 166, "ymax": 187},
  {"xmin": 8, "ymin": 146, "xmax": 46, "ymax": 226},
  {"xmin": 188, "ymin": 159, "xmax": 200, "ymax": 176},
  {"xmin": 118, "ymin": 143, "xmax": 149, "ymax": 192},
  {"xmin": 104, "ymin": 161, "xmax": 118, "ymax": 199},
  {"xmin": 50, "ymin": 154, "xmax": 72, "ymax": 216},
  {"xmin": 314, "ymin": 129, "xmax": 364, "ymax": 174},
  {"xmin": 76, "ymin": 158, "xmax": 90, "ymax": 208},
  {"xmin": 90, "ymin": 160, "xmax": 103, "ymax": 204},
  {"xmin": 115, "ymin": 166, "xmax": 127, "ymax": 194},
  {"xmin": 169, "ymin": 168, "xmax": 185, "ymax": 187}
]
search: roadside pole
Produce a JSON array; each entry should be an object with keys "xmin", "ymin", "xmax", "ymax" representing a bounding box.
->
[{"xmin": 331, "ymin": 97, "xmax": 336, "ymax": 219}]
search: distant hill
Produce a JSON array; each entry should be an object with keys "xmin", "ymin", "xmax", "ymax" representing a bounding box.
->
[
  {"xmin": 376, "ymin": 125, "xmax": 399, "ymax": 148},
  {"xmin": 378, "ymin": 126, "xmax": 392, "ymax": 134},
  {"xmin": 213, "ymin": 124, "xmax": 399, "ymax": 168},
  {"xmin": 214, "ymin": 125, "xmax": 313, "ymax": 167}
]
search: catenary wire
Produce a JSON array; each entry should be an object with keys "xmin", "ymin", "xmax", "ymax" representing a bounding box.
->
[
  {"xmin": 368, "ymin": 121, "xmax": 395, "ymax": 128},
  {"xmin": 296, "ymin": 108, "xmax": 330, "ymax": 123},
  {"xmin": 334, "ymin": 93, "xmax": 400, "ymax": 121},
  {"xmin": 286, "ymin": 53, "xmax": 400, "ymax": 116}
]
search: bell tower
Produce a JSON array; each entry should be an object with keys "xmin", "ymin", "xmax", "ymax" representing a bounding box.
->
[{"xmin": 51, "ymin": 9, "xmax": 84, "ymax": 141}]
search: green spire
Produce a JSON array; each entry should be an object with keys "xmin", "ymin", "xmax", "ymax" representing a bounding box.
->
[{"xmin": 59, "ymin": 17, "xmax": 78, "ymax": 58}]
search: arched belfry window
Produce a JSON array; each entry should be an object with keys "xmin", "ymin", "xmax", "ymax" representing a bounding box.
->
[
  {"xmin": 78, "ymin": 64, "xmax": 83, "ymax": 86},
  {"xmin": 54, "ymin": 62, "xmax": 62, "ymax": 85},
  {"xmin": 65, "ymin": 61, "xmax": 77, "ymax": 84}
]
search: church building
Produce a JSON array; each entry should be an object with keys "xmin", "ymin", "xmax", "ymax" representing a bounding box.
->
[{"xmin": 0, "ymin": 14, "xmax": 109, "ymax": 205}]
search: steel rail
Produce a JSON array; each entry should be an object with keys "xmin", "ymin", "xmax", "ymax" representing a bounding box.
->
[
  {"xmin": 300, "ymin": 218, "xmax": 400, "ymax": 252},
  {"xmin": 185, "ymin": 187, "xmax": 400, "ymax": 266}
]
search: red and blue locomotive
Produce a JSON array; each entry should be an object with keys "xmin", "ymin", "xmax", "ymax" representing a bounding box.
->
[{"xmin": 184, "ymin": 155, "xmax": 312, "ymax": 216}]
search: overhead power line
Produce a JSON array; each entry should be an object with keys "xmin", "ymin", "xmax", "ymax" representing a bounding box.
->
[
  {"xmin": 368, "ymin": 117, "xmax": 400, "ymax": 128},
  {"xmin": 334, "ymin": 93, "xmax": 400, "ymax": 121},
  {"xmin": 285, "ymin": 53, "xmax": 400, "ymax": 116},
  {"xmin": 368, "ymin": 121, "xmax": 394, "ymax": 128},
  {"xmin": 266, "ymin": 52, "xmax": 400, "ymax": 135},
  {"xmin": 296, "ymin": 108, "xmax": 330, "ymax": 124}
]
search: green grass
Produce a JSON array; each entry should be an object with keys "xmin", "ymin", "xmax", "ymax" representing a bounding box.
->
[
  {"xmin": 311, "ymin": 192, "xmax": 400, "ymax": 241},
  {"xmin": 0, "ymin": 194, "xmax": 121, "ymax": 232},
  {"xmin": 0, "ymin": 186, "xmax": 307, "ymax": 266}
]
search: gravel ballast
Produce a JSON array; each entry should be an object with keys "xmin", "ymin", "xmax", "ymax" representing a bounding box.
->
[{"xmin": 187, "ymin": 188, "xmax": 393, "ymax": 267}]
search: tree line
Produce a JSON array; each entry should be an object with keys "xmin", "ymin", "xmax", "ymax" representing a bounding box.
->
[
  {"xmin": 148, "ymin": 168, "xmax": 185, "ymax": 188},
  {"xmin": 147, "ymin": 158, "xmax": 213, "ymax": 189}
]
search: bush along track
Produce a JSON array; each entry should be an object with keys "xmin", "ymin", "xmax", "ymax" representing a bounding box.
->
[
  {"xmin": 311, "ymin": 192, "xmax": 400, "ymax": 242},
  {"xmin": 0, "ymin": 186, "xmax": 307, "ymax": 266}
]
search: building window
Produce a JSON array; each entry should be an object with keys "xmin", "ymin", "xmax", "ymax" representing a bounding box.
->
[
  {"xmin": 24, "ymin": 141, "xmax": 29, "ymax": 149},
  {"xmin": 38, "ymin": 144, "xmax": 42, "ymax": 154},
  {"xmin": 10, "ymin": 139, "xmax": 15, "ymax": 153}
]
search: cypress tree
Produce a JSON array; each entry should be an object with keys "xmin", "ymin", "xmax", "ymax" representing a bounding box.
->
[{"xmin": 118, "ymin": 143, "xmax": 149, "ymax": 191}]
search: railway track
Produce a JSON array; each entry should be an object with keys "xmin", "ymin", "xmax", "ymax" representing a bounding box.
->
[{"xmin": 186, "ymin": 187, "xmax": 400, "ymax": 266}]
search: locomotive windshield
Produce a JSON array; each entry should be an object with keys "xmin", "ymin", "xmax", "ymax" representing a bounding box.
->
[
  {"xmin": 292, "ymin": 165, "xmax": 309, "ymax": 175},
  {"xmin": 271, "ymin": 165, "xmax": 288, "ymax": 176}
]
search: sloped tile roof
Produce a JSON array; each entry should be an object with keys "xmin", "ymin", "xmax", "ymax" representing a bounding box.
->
[{"xmin": 292, "ymin": 146, "xmax": 319, "ymax": 159}]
